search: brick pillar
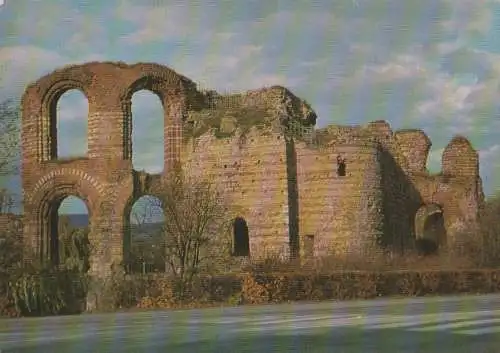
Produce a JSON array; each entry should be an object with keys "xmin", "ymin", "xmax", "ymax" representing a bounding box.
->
[
  {"xmin": 86, "ymin": 199, "xmax": 124, "ymax": 312},
  {"xmin": 164, "ymin": 94, "xmax": 185, "ymax": 176},
  {"xmin": 22, "ymin": 210, "xmax": 41, "ymax": 263},
  {"xmin": 88, "ymin": 105, "xmax": 128, "ymax": 161}
]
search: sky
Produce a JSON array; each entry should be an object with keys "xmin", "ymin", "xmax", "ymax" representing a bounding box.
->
[{"xmin": 2, "ymin": 0, "xmax": 500, "ymax": 217}]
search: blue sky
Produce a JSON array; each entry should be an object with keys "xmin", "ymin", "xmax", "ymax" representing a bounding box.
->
[{"xmin": 1, "ymin": 0, "xmax": 500, "ymax": 217}]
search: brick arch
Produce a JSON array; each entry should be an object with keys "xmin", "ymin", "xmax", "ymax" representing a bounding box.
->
[
  {"xmin": 29, "ymin": 64, "xmax": 94, "ymax": 102},
  {"xmin": 414, "ymin": 203, "xmax": 447, "ymax": 251},
  {"xmin": 26, "ymin": 168, "xmax": 106, "ymax": 206},
  {"xmin": 108, "ymin": 175, "xmax": 163, "ymax": 229},
  {"xmin": 120, "ymin": 190, "xmax": 166, "ymax": 273},
  {"xmin": 22, "ymin": 68, "xmax": 94, "ymax": 162},
  {"xmin": 122, "ymin": 73, "xmax": 186, "ymax": 103},
  {"xmin": 119, "ymin": 68, "xmax": 191, "ymax": 168},
  {"xmin": 41, "ymin": 79, "xmax": 92, "ymax": 108},
  {"xmin": 118, "ymin": 63, "xmax": 195, "ymax": 105},
  {"xmin": 25, "ymin": 169, "xmax": 105, "ymax": 264},
  {"xmin": 122, "ymin": 192, "xmax": 166, "ymax": 219}
]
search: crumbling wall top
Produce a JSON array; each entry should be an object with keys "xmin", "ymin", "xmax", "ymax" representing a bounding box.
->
[
  {"xmin": 185, "ymin": 85, "xmax": 317, "ymax": 141},
  {"xmin": 366, "ymin": 120, "xmax": 393, "ymax": 140},
  {"xmin": 311, "ymin": 123, "xmax": 379, "ymax": 148},
  {"xmin": 442, "ymin": 135, "xmax": 478, "ymax": 177}
]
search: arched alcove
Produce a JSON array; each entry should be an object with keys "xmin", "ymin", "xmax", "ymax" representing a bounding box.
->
[
  {"xmin": 415, "ymin": 204, "xmax": 447, "ymax": 255},
  {"xmin": 233, "ymin": 217, "xmax": 250, "ymax": 257}
]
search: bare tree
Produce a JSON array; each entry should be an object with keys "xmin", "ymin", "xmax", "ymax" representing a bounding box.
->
[
  {"xmin": 0, "ymin": 99, "xmax": 20, "ymax": 178},
  {"xmin": 0, "ymin": 99, "xmax": 20, "ymax": 214},
  {"xmin": 128, "ymin": 197, "xmax": 165, "ymax": 274},
  {"xmin": 452, "ymin": 194, "xmax": 500, "ymax": 268},
  {"xmin": 152, "ymin": 169, "xmax": 233, "ymax": 299},
  {"xmin": 0, "ymin": 188, "xmax": 14, "ymax": 213}
]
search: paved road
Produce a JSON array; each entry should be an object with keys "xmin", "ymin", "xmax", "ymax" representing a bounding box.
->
[{"xmin": 1, "ymin": 294, "xmax": 500, "ymax": 352}]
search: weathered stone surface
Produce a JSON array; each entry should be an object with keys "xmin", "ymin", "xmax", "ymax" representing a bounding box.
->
[{"xmin": 12, "ymin": 61, "xmax": 484, "ymax": 280}]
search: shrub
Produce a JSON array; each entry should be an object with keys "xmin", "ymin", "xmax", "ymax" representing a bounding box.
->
[{"xmin": 8, "ymin": 262, "xmax": 88, "ymax": 316}]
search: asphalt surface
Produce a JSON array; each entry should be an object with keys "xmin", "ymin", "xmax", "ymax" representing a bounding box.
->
[{"xmin": 1, "ymin": 294, "xmax": 500, "ymax": 352}]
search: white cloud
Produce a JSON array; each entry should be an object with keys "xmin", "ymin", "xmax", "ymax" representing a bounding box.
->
[
  {"xmin": 0, "ymin": 46, "xmax": 106, "ymax": 100},
  {"xmin": 479, "ymin": 144, "xmax": 500, "ymax": 160},
  {"xmin": 116, "ymin": 0, "xmax": 215, "ymax": 44},
  {"xmin": 111, "ymin": 0, "xmax": 498, "ymax": 135},
  {"xmin": 0, "ymin": 46, "xmax": 64, "ymax": 96}
]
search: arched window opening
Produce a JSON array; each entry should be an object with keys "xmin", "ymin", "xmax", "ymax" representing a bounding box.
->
[
  {"xmin": 131, "ymin": 90, "xmax": 164, "ymax": 174},
  {"xmin": 336, "ymin": 155, "xmax": 346, "ymax": 177},
  {"xmin": 53, "ymin": 196, "xmax": 90, "ymax": 272},
  {"xmin": 127, "ymin": 195, "xmax": 165, "ymax": 274},
  {"xmin": 233, "ymin": 217, "xmax": 250, "ymax": 257},
  {"xmin": 54, "ymin": 90, "xmax": 88, "ymax": 159}
]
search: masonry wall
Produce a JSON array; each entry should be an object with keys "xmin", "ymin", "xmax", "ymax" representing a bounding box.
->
[
  {"xmin": 408, "ymin": 135, "xmax": 484, "ymax": 243},
  {"xmin": 17, "ymin": 60, "xmax": 486, "ymax": 277},
  {"xmin": 388, "ymin": 128, "xmax": 483, "ymax": 248},
  {"xmin": 294, "ymin": 136, "xmax": 384, "ymax": 258},
  {"xmin": 181, "ymin": 127, "xmax": 290, "ymax": 257},
  {"xmin": 372, "ymin": 126, "xmax": 427, "ymax": 251},
  {"xmin": 19, "ymin": 61, "xmax": 199, "ymax": 280}
]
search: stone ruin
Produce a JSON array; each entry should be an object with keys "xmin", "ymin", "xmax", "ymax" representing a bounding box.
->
[{"xmin": 12, "ymin": 61, "xmax": 484, "ymax": 279}]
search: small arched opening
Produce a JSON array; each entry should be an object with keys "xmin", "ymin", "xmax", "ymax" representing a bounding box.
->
[
  {"xmin": 232, "ymin": 217, "xmax": 250, "ymax": 257},
  {"xmin": 125, "ymin": 195, "xmax": 165, "ymax": 273},
  {"xmin": 415, "ymin": 204, "xmax": 447, "ymax": 255}
]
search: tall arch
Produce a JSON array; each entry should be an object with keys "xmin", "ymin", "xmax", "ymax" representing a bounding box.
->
[
  {"xmin": 31, "ymin": 69, "xmax": 93, "ymax": 162},
  {"xmin": 56, "ymin": 196, "xmax": 90, "ymax": 270},
  {"xmin": 120, "ymin": 72, "xmax": 189, "ymax": 175},
  {"xmin": 24, "ymin": 169, "xmax": 103, "ymax": 263},
  {"xmin": 125, "ymin": 195, "xmax": 165, "ymax": 273},
  {"xmin": 53, "ymin": 89, "xmax": 89, "ymax": 158},
  {"xmin": 130, "ymin": 90, "xmax": 164, "ymax": 173}
]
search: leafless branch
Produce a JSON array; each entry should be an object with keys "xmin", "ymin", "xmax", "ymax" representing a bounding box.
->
[
  {"xmin": 153, "ymin": 168, "xmax": 232, "ymax": 296},
  {"xmin": 0, "ymin": 99, "xmax": 20, "ymax": 178}
]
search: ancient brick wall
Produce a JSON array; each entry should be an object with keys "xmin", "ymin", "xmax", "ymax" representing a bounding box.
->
[
  {"xmin": 181, "ymin": 127, "xmax": 290, "ymax": 258},
  {"xmin": 16, "ymin": 61, "xmax": 485, "ymax": 281},
  {"xmin": 389, "ymin": 128, "xmax": 483, "ymax": 249},
  {"xmin": 20, "ymin": 61, "xmax": 200, "ymax": 278},
  {"xmin": 408, "ymin": 136, "xmax": 483, "ymax": 245},
  {"xmin": 294, "ymin": 128, "xmax": 384, "ymax": 258}
]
